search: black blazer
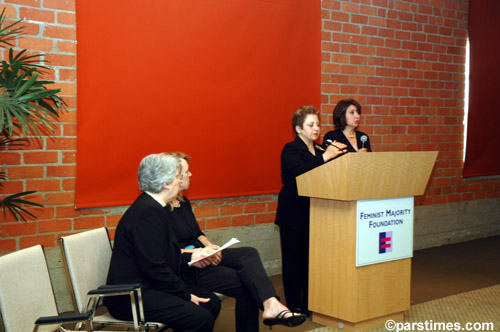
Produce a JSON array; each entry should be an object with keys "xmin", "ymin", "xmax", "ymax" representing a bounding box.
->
[
  {"xmin": 165, "ymin": 197, "xmax": 205, "ymax": 249},
  {"xmin": 105, "ymin": 193, "xmax": 193, "ymax": 312},
  {"xmin": 323, "ymin": 129, "xmax": 371, "ymax": 152},
  {"xmin": 275, "ymin": 136, "xmax": 325, "ymax": 231}
]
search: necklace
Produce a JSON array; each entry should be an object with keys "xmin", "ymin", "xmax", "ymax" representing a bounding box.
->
[{"xmin": 345, "ymin": 130, "xmax": 355, "ymax": 138}]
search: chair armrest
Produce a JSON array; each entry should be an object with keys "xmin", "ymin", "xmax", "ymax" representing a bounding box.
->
[
  {"xmin": 88, "ymin": 283, "xmax": 142, "ymax": 295},
  {"xmin": 34, "ymin": 312, "xmax": 92, "ymax": 325},
  {"xmin": 98, "ymin": 283, "xmax": 142, "ymax": 291}
]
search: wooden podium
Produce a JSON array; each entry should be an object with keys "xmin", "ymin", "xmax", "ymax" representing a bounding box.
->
[{"xmin": 296, "ymin": 151, "xmax": 438, "ymax": 331}]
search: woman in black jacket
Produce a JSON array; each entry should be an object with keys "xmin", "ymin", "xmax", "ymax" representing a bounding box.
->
[
  {"xmin": 165, "ymin": 153, "xmax": 306, "ymax": 332},
  {"xmin": 105, "ymin": 153, "xmax": 221, "ymax": 332},
  {"xmin": 323, "ymin": 99, "xmax": 371, "ymax": 153},
  {"xmin": 274, "ymin": 105, "xmax": 347, "ymax": 315}
]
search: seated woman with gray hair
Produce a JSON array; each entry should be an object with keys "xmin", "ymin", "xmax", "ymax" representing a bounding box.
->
[{"xmin": 105, "ymin": 153, "xmax": 221, "ymax": 332}]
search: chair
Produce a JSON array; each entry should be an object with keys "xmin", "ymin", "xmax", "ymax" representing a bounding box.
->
[
  {"xmin": 60, "ymin": 227, "xmax": 167, "ymax": 332},
  {"xmin": 0, "ymin": 245, "xmax": 93, "ymax": 332}
]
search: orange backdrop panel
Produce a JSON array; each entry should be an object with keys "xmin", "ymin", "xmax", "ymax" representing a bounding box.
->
[{"xmin": 76, "ymin": 0, "xmax": 320, "ymax": 208}]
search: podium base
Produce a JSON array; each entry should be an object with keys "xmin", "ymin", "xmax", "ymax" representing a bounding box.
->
[{"xmin": 312, "ymin": 311, "xmax": 404, "ymax": 332}]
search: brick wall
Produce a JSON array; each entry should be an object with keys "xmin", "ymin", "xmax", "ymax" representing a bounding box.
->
[
  {"xmin": 320, "ymin": 0, "xmax": 499, "ymax": 206},
  {"xmin": 1, "ymin": 0, "xmax": 499, "ymax": 251}
]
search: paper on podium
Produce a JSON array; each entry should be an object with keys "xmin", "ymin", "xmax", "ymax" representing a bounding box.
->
[{"xmin": 188, "ymin": 237, "xmax": 240, "ymax": 266}]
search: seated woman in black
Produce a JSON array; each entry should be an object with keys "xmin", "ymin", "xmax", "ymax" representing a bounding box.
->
[
  {"xmin": 323, "ymin": 99, "xmax": 371, "ymax": 152},
  {"xmin": 164, "ymin": 152, "xmax": 306, "ymax": 332},
  {"xmin": 105, "ymin": 153, "xmax": 220, "ymax": 332}
]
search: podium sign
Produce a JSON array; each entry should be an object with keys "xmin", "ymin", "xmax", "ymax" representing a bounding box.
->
[{"xmin": 356, "ymin": 196, "xmax": 414, "ymax": 267}]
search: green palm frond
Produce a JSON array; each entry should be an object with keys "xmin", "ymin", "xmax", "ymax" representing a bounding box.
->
[
  {"xmin": 0, "ymin": 8, "xmax": 66, "ymax": 222},
  {"xmin": 0, "ymin": 191, "xmax": 43, "ymax": 222},
  {"xmin": 0, "ymin": 8, "xmax": 24, "ymax": 48},
  {"xmin": 0, "ymin": 135, "xmax": 27, "ymax": 148}
]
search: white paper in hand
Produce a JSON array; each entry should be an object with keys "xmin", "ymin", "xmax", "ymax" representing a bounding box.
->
[{"xmin": 188, "ymin": 238, "xmax": 240, "ymax": 266}]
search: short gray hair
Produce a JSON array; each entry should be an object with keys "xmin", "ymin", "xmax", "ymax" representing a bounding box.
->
[{"xmin": 138, "ymin": 153, "xmax": 180, "ymax": 193}]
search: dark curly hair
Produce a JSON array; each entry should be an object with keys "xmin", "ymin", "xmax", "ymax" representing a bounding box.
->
[{"xmin": 333, "ymin": 99, "xmax": 362, "ymax": 130}]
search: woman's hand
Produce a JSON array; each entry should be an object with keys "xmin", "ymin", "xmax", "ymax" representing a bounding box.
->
[
  {"xmin": 190, "ymin": 294, "xmax": 211, "ymax": 305},
  {"xmin": 191, "ymin": 250, "xmax": 213, "ymax": 268},
  {"xmin": 323, "ymin": 140, "xmax": 348, "ymax": 162},
  {"xmin": 204, "ymin": 245, "xmax": 222, "ymax": 265},
  {"xmin": 190, "ymin": 245, "xmax": 222, "ymax": 268},
  {"xmin": 358, "ymin": 148, "xmax": 368, "ymax": 153}
]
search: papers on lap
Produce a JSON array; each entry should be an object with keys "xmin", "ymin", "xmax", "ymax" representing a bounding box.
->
[{"xmin": 188, "ymin": 238, "xmax": 240, "ymax": 266}]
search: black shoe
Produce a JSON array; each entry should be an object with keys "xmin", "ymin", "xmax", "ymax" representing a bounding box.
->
[
  {"xmin": 291, "ymin": 307, "xmax": 311, "ymax": 317},
  {"xmin": 263, "ymin": 310, "xmax": 306, "ymax": 330}
]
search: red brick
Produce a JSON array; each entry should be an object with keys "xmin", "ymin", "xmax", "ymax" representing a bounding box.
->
[
  {"xmin": 43, "ymin": 0, "xmax": 75, "ymax": 11},
  {"xmin": 58, "ymin": 109, "xmax": 77, "ymax": 122},
  {"xmin": 267, "ymin": 202, "xmax": 277, "ymax": 212},
  {"xmin": 324, "ymin": 21, "xmax": 342, "ymax": 31},
  {"xmin": 62, "ymin": 178, "xmax": 76, "ymax": 190},
  {"xmin": 24, "ymin": 151, "xmax": 59, "ymax": 164},
  {"xmin": 79, "ymin": 209, "xmax": 110, "ymax": 216},
  {"xmin": 0, "ymin": 5, "xmax": 17, "ymax": 18},
  {"xmin": 44, "ymin": 53, "xmax": 76, "ymax": 67},
  {"xmin": 46, "ymin": 165, "xmax": 76, "ymax": 177},
  {"xmin": 232, "ymin": 215, "xmax": 254, "ymax": 227},
  {"xmin": 194, "ymin": 206, "xmax": 219, "ymax": 218},
  {"xmin": 7, "ymin": 166, "xmax": 44, "ymax": 179},
  {"xmin": 244, "ymin": 203, "xmax": 267, "ymax": 214},
  {"xmin": 0, "ymin": 222, "xmax": 37, "ymax": 237},
  {"xmin": 256, "ymin": 213, "xmax": 275, "ymax": 224},
  {"xmin": 46, "ymin": 192, "xmax": 74, "ymax": 205},
  {"xmin": 44, "ymin": 25, "xmax": 76, "ymax": 40},
  {"xmin": 0, "ymin": 180, "xmax": 23, "ymax": 194},
  {"xmin": 341, "ymin": 2, "xmax": 359, "ymax": 13},
  {"xmin": 46, "ymin": 137, "xmax": 76, "ymax": 150},
  {"xmin": 20, "ymin": 235, "xmax": 55, "ymax": 248},
  {"xmin": 57, "ymin": 11, "xmax": 76, "ymax": 25},
  {"xmin": 6, "ymin": 0, "xmax": 40, "ymax": 7},
  {"xmin": 20, "ymin": 7, "xmax": 55, "ymax": 22},
  {"xmin": 2, "ymin": 153, "xmax": 21, "ymax": 165},
  {"xmin": 59, "ymin": 68, "xmax": 76, "ymax": 81},
  {"xmin": 225, "ymin": 199, "xmax": 250, "ymax": 205},
  {"xmin": 62, "ymin": 151, "xmax": 76, "ymax": 163},
  {"xmin": 39, "ymin": 219, "xmax": 71, "ymax": 233},
  {"xmin": 205, "ymin": 217, "xmax": 230, "ymax": 230},
  {"xmin": 220, "ymin": 205, "xmax": 244, "ymax": 216},
  {"xmin": 74, "ymin": 216, "xmax": 105, "ymax": 230},
  {"xmin": 0, "ymin": 239, "xmax": 16, "ymax": 251},
  {"xmin": 51, "ymin": 82, "xmax": 76, "ymax": 95},
  {"xmin": 106, "ymin": 215, "xmax": 122, "ymax": 227},
  {"xmin": 56, "ymin": 206, "xmax": 79, "ymax": 218},
  {"xmin": 26, "ymin": 179, "xmax": 60, "ymax": 192},
  {"xmin": 18, "ymin": 37, "xmax": 53, "ymax": 51},
  {"xmin": 107, "ymin": 228, "xmax": 116, "ymax": 241}
]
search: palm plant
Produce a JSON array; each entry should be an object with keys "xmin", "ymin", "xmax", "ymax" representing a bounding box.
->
[{"xmin": 0, "ymin": 8, "xmax": 66, "ymax": 221}]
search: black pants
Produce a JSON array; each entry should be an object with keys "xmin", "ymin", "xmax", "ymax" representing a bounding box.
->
[
  {"xmin": 108, "ymin": 285, "xmax": 220, "ymax": 332},
  {"xmin": 194, "ymin": 247, "xmax": 278, "ymax": 332},
  {"xmin": 279, "ymin": 227, "xmax": 309, "ymax": 311}
]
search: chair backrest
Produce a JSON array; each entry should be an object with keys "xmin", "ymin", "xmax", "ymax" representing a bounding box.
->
[
  {"xmin": 0, "ymin": 245, "xmax": 59, "ymax": 332},
  {"xmin": 60, "ymin": 227, "xmax": 113, "ymax": 313}
]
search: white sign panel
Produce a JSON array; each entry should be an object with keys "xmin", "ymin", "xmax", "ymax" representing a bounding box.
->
[{"xmin": 356, "ymin": 196, "xmax": 414, "ymax": 267}]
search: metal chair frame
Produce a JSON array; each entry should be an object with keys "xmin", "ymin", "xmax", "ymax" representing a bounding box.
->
[
  {"xmin": 59, "ymin": 227, "xmax": 167, "ymax": 332},
  {"xmin": 0, "ymin": 245, "xmax": 94, "ymax": 332}
]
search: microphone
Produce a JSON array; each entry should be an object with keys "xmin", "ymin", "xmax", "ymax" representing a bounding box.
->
[
  {"xmin": 360, "ymin": 135, "xmax": 367, "ymax": 149},
  {"xmin": 325, "ymin": 139, "xmax": 343, "ymax": 151}
]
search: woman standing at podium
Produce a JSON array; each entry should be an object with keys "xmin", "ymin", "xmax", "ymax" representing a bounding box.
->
[
  {"xmin": 275, "ymin": 105, "xmax": 347, "ymax": 316},
  {"xmin": 323, "ymin": 99, "xmax": 371, "ymax": 152}
]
